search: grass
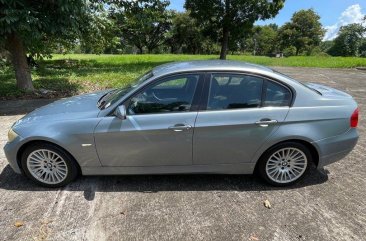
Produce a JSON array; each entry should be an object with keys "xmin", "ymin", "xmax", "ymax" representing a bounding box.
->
[{"xmin": 1, "ymin": 54, "xmax": 366, "ymax": 99}]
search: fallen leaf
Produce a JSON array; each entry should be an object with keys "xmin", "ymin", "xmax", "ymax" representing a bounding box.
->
[
  {"xmin": 40, "ymin": 219, "xmax": 52, "ymax": 225},
  {"xmin": 14, "ymin": 221, "xmax": 24, "ymax": 227},
  {"xmin": 264, "ymin": 200, "xmax": 271, "ymax": 209},
  {"xmin": 249, "ymin": 234, "xmax": 259, "ymax": 240}
]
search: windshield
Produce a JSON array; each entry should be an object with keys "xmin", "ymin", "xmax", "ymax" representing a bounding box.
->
[{"xmin": 98, "ymin": 71, "xmax": 153, "ymax": 109}]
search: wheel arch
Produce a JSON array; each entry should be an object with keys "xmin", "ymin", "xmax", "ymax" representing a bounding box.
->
[
  {"xmin": 16, "ymin": 140, "xmax": 82, "ymax": 174},
  {"xmin": 254, "ymin": 139, "xmax": 320, "ymax": 172}
]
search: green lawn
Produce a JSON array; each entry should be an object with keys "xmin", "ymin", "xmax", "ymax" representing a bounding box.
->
[{"xmin": 1, "ymin": 54, "xmax": 366, "ymax": 99}]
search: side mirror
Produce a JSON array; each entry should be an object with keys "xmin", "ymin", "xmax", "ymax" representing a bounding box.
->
[{"xmin": 114, "ymin": 105, "xmax": 127, "ymax": 120}]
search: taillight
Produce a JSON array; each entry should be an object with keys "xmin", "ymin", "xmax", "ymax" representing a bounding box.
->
[{"xmin": 350, "ymin": 108, "xmax": 359, "ymax": 128}]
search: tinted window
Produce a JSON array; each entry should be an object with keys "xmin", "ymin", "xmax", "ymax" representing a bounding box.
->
[
  {"xmin": 128, "ymin": 74, "xmax": 199, "ymax": 115},
  {"xmin": 207, "ymin": 74, "xmax": 263, "ymax": 110},
  {"xmin": 264, "ymin": 81, "xmax": 291, "ymax": 107}
]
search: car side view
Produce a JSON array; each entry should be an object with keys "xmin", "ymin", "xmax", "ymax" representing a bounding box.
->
[{"xmin": 4, "ymin": 60, "xmax": 359, "ymax": 187}]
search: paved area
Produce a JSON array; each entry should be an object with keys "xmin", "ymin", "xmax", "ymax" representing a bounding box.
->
[{"xmin": 0, "ymin": 67, "xmax": 366, "ymax": 241}]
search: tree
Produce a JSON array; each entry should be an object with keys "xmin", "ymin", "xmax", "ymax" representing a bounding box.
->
[
  {"xmin": 249, "ymin": 25, "xmax": 278, "ymax": 56},
  {"xmin": 360, "ymin": 39, "xmax": 366, "ymax": 57},
  {"xmin": 185, "ymin": 0, "xmax": 285, "ymax": 60},
  {"xmin": 0, "ymin": 0, "xmax": 106, "ymax": 91},
  {"xmin": 112, "ymin": 0, "xmax": 172, "ymax": 54},
  {"xmin": 278, "ymin": 9, "xmax": 325, "ymax": 55},
  {"xmin": 79, "ymin": 10, "xmax": 116, "ymax": 54},
  {"xmin": 165, "ymin": 11, "xmax": 206, "ymax": 54},
  {"xmin": 320, "ymin": 41, "xmax": 334, "ymax": 53},
  {"xmin": 328, "ymin": 23, "xmax": 366, "ymax": 57}
]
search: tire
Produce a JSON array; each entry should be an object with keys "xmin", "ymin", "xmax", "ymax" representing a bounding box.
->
[
  {"xmin": 257, "ymin": 142, "xmax": 312, "ymax": 187},
  {"xmin": 21, "ymin": 143, "xmax": 79, "ymax": 187}
]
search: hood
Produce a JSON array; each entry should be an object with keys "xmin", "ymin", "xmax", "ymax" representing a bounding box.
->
[
  {"xmin": 14, "ymin": 90, "xmax": 109, "ymax": 127},
  {"xmin": 305, "ymin": 83, "xmax": 353, "ymax": 99}
]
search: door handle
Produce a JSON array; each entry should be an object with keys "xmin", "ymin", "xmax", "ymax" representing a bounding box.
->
[
  {"xmin": 255, "ymin": 119, "xmax": 278, "ymax": 127},
  {"xmin": 168, "ymin": 124, "xmax": 192, "ymax": 132}
]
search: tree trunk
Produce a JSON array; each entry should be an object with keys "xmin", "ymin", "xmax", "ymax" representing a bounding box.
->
[
  {"xmin": 170, "ymin": 45, "xmax": 175, "ymax": 54},
  {"xmin": 137, "ymin": 46, "xmax": 143, "ymax": 54},
  {"xmin": 220, "ymin": 26, "xmax": 229, "ymax": 60},
  {"xmin": 220, "ymin": 0, "xmax": 231, "ymax": 60},
  {"xmin": 5, "ymin": 33, "xmax": 34, "ymax": 91}
]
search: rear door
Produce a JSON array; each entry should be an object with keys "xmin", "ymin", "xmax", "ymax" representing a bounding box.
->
[{"xmin": 193, "ymin": 72, "xmax": 292, "ymax": 165}]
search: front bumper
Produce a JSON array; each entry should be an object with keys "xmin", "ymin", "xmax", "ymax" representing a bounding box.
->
[
  {"xmin": 314, "ymin": 128, "xmax": 359, "ymax": 168},
  {"xmin": 3, "ymin": 137, "xmax": 23, "ymax": 174}
]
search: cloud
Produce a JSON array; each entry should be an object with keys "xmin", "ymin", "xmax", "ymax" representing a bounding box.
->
[{"xmin": 323, "ymin": 4, "xmax": 365, "ymax": 41}]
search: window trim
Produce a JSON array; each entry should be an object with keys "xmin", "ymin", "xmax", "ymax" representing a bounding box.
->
[
  {"xmin": 199, "ymin": 71, "xmax": 295, "ymax": 112},
  {"xmin": 122, "ymin": 72, "xmax": 205, "ymax": 116}
]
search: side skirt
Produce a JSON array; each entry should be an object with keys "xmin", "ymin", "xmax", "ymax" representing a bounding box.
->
[{"xmin": 82, "ymin": 163, "xmax": 256, "ymax": 175}]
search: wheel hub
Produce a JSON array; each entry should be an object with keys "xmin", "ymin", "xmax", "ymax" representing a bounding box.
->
[
  {"xmin": 265, "ymin": 147, "xmax": 308, "ymax": 184},
  {"xmin": 26, "ymin": 149, "xmax": 68, "ymax": 185}
]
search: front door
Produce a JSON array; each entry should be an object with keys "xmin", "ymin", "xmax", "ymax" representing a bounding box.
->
[
  {"xmin": 193, "ymin": 73, "xmax": 292, "ymax": 165},
  {"xmin": 94, "ymin": 73, "xmax": 203, "ymax": 167}
]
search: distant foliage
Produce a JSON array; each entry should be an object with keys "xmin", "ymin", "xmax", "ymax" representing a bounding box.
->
[
  {"xmin": 277, "ymin": 9, "xmax": 325, "ymax": 56},
  {"xmin": 111, "ymin": 0, "xmax": 172, "ymax": 54},
  {"xmin": 360, "ymin": 40, "xmax": 366, "ymax": 57},
  {"xmin": 185, "ymin": 0, "xmax": 285, "ymax": 59},
  {"xmin": 248, "ymin": 25, "xmax": 279, "ymax": 56},
  {"xmin": 1, "ymin": 0, "xmax": 366, "ymax": 94},
  {"xmin": 328, "ymin": 23, "xmax": 366, "ymax": 57},
  {"xmin": 0, "ymin": 0, "xmax": 107, "ymax": 90},
  {"xmin": 283, "ymin": 46, "xmax": 297, "ymax": 57}
]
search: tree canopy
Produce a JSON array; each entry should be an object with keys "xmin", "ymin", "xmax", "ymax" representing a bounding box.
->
[
  {"xmin": 277, "ymin": 9, "xmax": 325, "ymax": 55},
  {"xmin": 111, "ymin": 0, "xmax": 172, "ymax": 54},
  {"xmin": 0, "ymin": 0, "xmax": 105, "ymax": 90},
  {"xmin": 328, "ymin": 23, "xmax": 366, "ymax": 57},
  {"xmin": 185, "ymin": 0, "xmax": 285, "ymax": 59}
]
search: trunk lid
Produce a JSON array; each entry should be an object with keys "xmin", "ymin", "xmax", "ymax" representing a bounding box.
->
[{"xmin": 305, "ymin": 83, "xmax": 352, "ymax": 99}]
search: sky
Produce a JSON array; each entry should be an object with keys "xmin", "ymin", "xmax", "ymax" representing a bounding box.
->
[{"xmin": 168, "ymin": 0, "xmax": 366, "ymax": 41}]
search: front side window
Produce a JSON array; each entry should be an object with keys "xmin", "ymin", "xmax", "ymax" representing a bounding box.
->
[
  {"xmin": 128, "ymin": 74, "xmax": 199, "ymax": 115},
  {"xmin": 207, "ymin": 73, "xmax": 263, "ymax": 110}
]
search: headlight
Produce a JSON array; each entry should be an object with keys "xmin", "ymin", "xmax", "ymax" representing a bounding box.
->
[{"xmin": 7, "ymin": 129, "xmax": 18, "ymax": 143}]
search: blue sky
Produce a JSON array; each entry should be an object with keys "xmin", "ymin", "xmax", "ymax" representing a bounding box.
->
[{"xmin": 168, "ymin": 0, "xmax": 366, "ymax": 40}]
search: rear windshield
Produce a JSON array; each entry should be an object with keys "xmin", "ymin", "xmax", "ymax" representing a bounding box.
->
[{"xmin": 273, "ymin": 70, "xmax": 322, "ymax": 95}]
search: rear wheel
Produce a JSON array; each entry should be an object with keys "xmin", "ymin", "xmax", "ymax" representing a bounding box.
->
[
  {"xmin": 21, "ymin": 143, "xmax": 79, "ymax": 187},
  {"xmin": 257, "ymin": 142, "xmax": 311, "ymax": 186}
]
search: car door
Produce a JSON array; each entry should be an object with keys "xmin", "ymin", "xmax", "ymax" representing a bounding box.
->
[
  {"xmin": 193, "ymin": 72, "xmax": 292, "ymax": 165},
  {"xmin": 94, "ymin": 73, "xmax": 204, "ymax": 167}
]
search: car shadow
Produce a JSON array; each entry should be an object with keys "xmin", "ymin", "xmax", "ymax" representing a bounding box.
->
[{"xmin": 0, "ymin": 164, "xmax": 329, "ymax": 201}]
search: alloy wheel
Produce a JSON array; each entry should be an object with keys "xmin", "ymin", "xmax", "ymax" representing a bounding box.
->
[
  {"xmin": 265, "ymin": 147, "xmax": 308, "ymax": 184},
  {"xmin": 26, "ymin": 149, "xmax": 68, "ymax": 185}
]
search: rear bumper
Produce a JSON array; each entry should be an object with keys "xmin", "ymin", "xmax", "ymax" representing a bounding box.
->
[{"xmin": 314, "ymin": 128, "xmax": 359, "ymax": 168}]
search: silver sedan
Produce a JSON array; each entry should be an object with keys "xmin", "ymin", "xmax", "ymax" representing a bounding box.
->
[{"xmin": 4, "ymin": 60, "xmax": 359, "ymax": 187}]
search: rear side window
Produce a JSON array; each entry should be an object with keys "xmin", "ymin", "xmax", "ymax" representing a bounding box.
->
[
  {"xmin": 263, "ymin": 81, "xmax": 291, "ymax": 107},
  {"xmin": 207, "ymin": 73, "xmax": 263, "ymax": 110}
]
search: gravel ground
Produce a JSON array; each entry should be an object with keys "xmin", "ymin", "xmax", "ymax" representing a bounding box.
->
[{"xmin": 0, "ymin": 67, "xmax": 365, "ymax": 241}]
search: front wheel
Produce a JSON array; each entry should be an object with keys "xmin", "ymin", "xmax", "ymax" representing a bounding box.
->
[
  {"xmin": 257, "ymin": 142, "xmax": 311, "ymax": 186},
  {"xmin": 21, "ymin": 143, "xmax": 79, "ymax": 187}
]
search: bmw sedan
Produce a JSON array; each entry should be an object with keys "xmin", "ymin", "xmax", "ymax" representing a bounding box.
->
[{"xmin": 4, "ymin": 60, "xmax": 359, "ymax": 187}]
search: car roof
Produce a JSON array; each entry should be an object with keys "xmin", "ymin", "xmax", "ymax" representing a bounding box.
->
[{"xmin": 151, "ymin": 60, "xmax": 274, "ymax": 77}]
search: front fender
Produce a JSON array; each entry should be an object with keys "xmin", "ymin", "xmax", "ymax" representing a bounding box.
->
[{"xmin": 13, "ymin": 118, "xmax": 102, "ymax": 168}]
